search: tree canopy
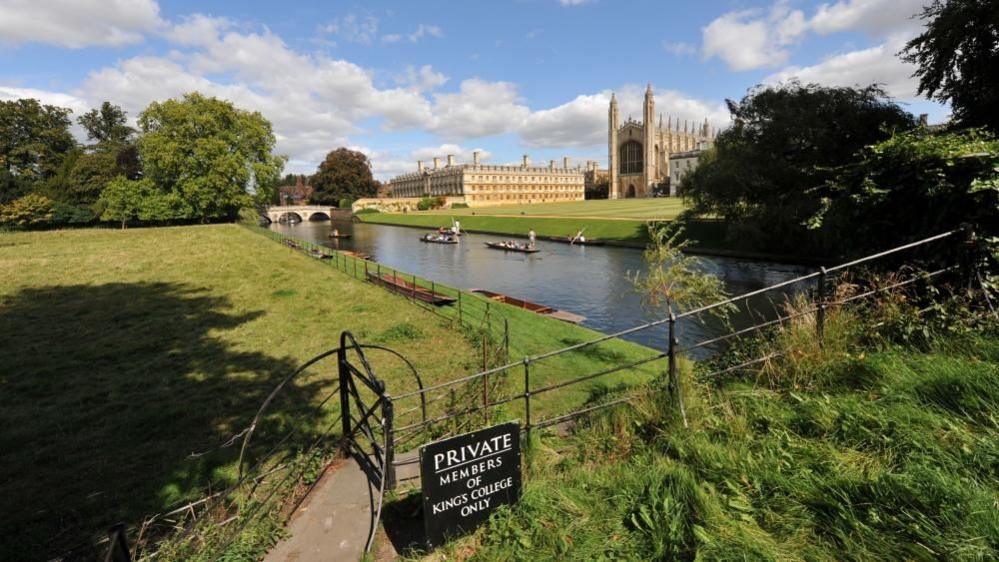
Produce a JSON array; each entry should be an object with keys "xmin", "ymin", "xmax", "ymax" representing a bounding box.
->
[
  {"xmin": 682, "ymin": 83, "xmax": 915, "ymax": 254},
  {"xmin": 78, "ymin": 101, "xmax": 135, "ymax": 145},
  {"xmin": 902, "ymin": 0, "xmax": 999, "ymax": 132},
  {"xmin": 310, "ymin": 148, "xmax": 378, "ymax": 205},
  {"xmin": 137, "ymin": 92, "xmax": 285, "ymax": 221},
  {"xmin": 0, "ymin": 98, "xmax": 75, "ymax": 202}
]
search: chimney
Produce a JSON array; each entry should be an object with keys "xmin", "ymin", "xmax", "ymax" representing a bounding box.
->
[
  {"xmin": 433, "ymin": 157, "xmax": 440, "ymax": 169},
  {"xmin": 522, "ymin": 154, "xmax": 530, "ymax": 168},
  {"xmin": 417, "ymin": 160, "xmax": 425, "ymax": 173},
  {"xmin": 473, "ymin": 150, "xmax": 481, "ymax": 166},
  {"xmin": 919, "ymin": 113, "xmax": 928, "ymax": 127},
  {"xmin": 549, "ymin": 159, "xmax": 555, "ymax": 170},
  {"xmin": 447, "ymin": 154, "xmax": 455, "ymax": 167},
  {"xmin": 563, "ymin": 157, "xmax": 570, "ymax": 170}
]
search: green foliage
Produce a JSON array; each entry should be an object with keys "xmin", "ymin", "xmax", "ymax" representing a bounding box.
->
[
  {"xmin": 353, "ymin": 207, "xmax": 380, "ymax": 215},
  {"xmin": 309, "ymin": 147, "xmax": 377, "ymax": 205},
  {"xmin": 138, "ymin": 92, "xmax": 285, "ymax": 222},
  {"xmin": 77, "ymin": 101, "xmax": 135, "ymax": 145},
  {"xmin": 0, "ymin": 98, "xmax": 76, "ymax": 202},
  {"xmin": 631, "ymin": 222, "xmax": 733, "ymax": 317},
  {"xmin": 0, "ymin": 193, "xmax": 54, "ymax": 227},
  {"xmin": 337, "ymin": 196, "xmax": 353, "ymax": 209},
  {"xmin": 98, "ymin": 177, "xmax": 186, "ymax": 228},
  {"xmin": 416, "ymin": 196, "xmax": 446, "ymax": 211},
  {"xmin": 50, "ymin": 201, "xmax": 96, "ymax": 225},
  {"xmin": 450, "ymin": 202, "xmax": 469, "ymax": 209},
  {"xmin": 902, "ymin": 0, "xmax": 999, "ymax": 132},
  {"xmin": 684, "ymin": 82, "xmax": 915, "ymax": 254},
  {"xmin": 814, "ymin": 128, "xmax": 999, "ymax": 270}
]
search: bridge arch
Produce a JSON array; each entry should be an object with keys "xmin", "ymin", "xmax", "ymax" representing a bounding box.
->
[
  {"xmin": 276, "ymin": 211, "xmax": 303, "ymax": 223},
  {"xmin": 306, "ymin": 211, "xmax": 330, "ymax": 221}
]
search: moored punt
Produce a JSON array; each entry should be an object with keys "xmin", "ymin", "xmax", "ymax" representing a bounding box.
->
[
  {"xmin": 341, "ymin": 250, "xmax": 371, "ymax": 260},
  {"xmin": 421, "ymin": 233, "xmax": 458, "ymax": 244},
  {"xmin": 283, "ymin": 239, "xmax": 301, "ymax": 249},
  {"xmin": 366, "ymin": 272, "xmax": 456, "ymax": 305},
  {"xmin": 328, "ymin": 233, "xmax": 352, "ymax": 239},
  {"xmin": 552, "ymin": 236, "xmax": 605, "ymax": 246},
  {"xmin": 484, "ymin": 241, "xmax": 539, "ymax": 254},
  {"xmin": 307, "ymin": 249, "xmax": 332, "ymax": 260},
  {"xmin": 470, "ymin": 289, "xmax": 586, "ymax": 324}
]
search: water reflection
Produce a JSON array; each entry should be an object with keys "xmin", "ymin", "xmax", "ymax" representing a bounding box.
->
[{"xmin": 270, "ymin": 219, "xmax": 813, "ymax": 356}]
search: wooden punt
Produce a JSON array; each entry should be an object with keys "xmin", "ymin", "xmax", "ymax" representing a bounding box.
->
[
  {"xmin": 341, "ymin": 250, "xmax": 371, "ymax": 260},
  {"xmin": 469, "ymin": 289, "xmax": 586, "ymax": 324},
  {"xmin": 484, "ymin": 241, "xmax": 539, "ymax": 254},
  {"xmin": 283, "ymin": 239, "xmax": 301, "ymax": 249},
  {"xmin": 552, "ymin": 236, "xmax": 605, "ymax": 247},
  {"xmin": 307, "ymin": 249, "xmax": 332, "ymax": 260},
  {"xmin": 366, "ymin": 272, "xmax": 456, "ymax": 305},
  {"xmin": 328, "ymin": 233, "xmax": 352, "ymax": 239},
  {"xmin": 421, "ymin": 234, "xmax": 458, "ymax": 244}
]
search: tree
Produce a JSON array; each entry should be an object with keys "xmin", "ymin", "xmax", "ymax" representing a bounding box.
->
[
  {"xmin": 683, "ymin": 83, "xmax": 915, "ymax": 254},
  {"xmin": 0, "ymin": 98, "xmax": 75, "ymax": 202},
  {"xmin": 0, "ymin": 193, "xmax": 54, "ymax": 227},
  {"xmin": 137, "ymin": 92, "xmax": 285, "ymax": 222},
  {"xmin": 902, "ymin": 0, "xmax": 999, "ymax": 132},
  {"xmin": 98, "ymin": 177, "xmax": 156, "ymax": 229},
  {"xmin": 78, "ymin": 102, "xmax": 135, "ymax": 145},
  {"xmin": 310, "ymin": 148, "xmax": 378, "ymax": 205}
]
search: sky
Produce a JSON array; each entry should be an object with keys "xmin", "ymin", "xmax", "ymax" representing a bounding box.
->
[{"xmin": 0, "ymin": 0, "xmax": 946, "ymax": 179}]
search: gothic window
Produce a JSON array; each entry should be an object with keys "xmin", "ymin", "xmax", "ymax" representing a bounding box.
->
[{"xmin": 620, "ymin": 141, "xmax": 643, "ymax": 174}]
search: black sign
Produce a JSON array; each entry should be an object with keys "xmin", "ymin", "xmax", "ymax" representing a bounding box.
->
[{"xmin": 419, "ymin": 421, "xmax": 521, "ymax": 548}]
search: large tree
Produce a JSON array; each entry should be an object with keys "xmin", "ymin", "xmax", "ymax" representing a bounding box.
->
[
  {"xmin": 902, "ymin": 0, "xmax": 999, "ymax": 132},
  {"xmin": 78, "ymin": 101, "xmax": 135, "ymax": 145},
  {"xmin": 137, "ymin": 92, "xmax": 285, "ymax": 221},
  {"xmin": 682, "ymin": 83, "xmax": 915, "ymax": 253},
  {"xmin": 0, "ymin": 98, "xmax": 75, "ymax": 202},
  {"xmin": 310, "ymin": 148, "xmax": 378, "ymax": 205}
]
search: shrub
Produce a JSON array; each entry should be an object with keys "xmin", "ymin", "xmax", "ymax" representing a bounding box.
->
[
  {"xmin": 354, "ymin": 208, "xmax": 379, "ymax": 215},
  {"xmin": 416, "ymin": 196, "xmax": 434, "ymax": 211},
  {"xmin": 0, "ymin": 193, "xmax": 54, "ymax": 228},
  {"xmin": 51, "ymin": 202, "xmax": 96, "ymax": 225},
  {"xmin": 450, "ymin": 202, "xmax": 469, "ymax": 209},
  {"xmin": 338, "ymin": 197, "xmax": 353, "ymax": 209}
]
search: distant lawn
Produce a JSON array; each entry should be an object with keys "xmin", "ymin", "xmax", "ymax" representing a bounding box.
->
[
  {"xmin": 422, "ymin": 198, "xmax": 688, "ymax": 220},
  {"xmin": 0, "ymin": 224, "xmax": 662, "ymax": 558}
]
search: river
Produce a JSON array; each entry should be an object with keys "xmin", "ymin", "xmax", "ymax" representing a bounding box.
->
[{"xmin": 269, "ymin": 219, "xmax": 814, "ymax": 356}]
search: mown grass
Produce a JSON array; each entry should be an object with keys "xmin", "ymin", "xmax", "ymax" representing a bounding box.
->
[
  {"xmin": 422, "ymin": 305, "xmax": 999, "ymax": 560},
  {"xmin": 419, "ymin": 199, "xmax": 688, "ymax": 220},
  {"xmin": 0, "ymin": 224, "xmax": 664, "ymax": 559},
  {"xmin": 357, "ymin": 212, "xmax": 652, "ymax": 244}
]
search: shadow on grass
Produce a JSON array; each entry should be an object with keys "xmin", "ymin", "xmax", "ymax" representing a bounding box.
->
[{"xmin": 0, "ymin": 282, "xmax": 329, "ymax": 560}]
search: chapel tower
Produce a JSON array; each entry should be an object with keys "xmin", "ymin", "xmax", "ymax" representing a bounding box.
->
[{"xmin": 608, "ymin": 93, "xmax": 620, "ymax": 199}]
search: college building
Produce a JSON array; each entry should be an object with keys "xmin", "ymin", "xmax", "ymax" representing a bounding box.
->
[{"xmin": 387, "ymin": 152, "xmax": 585, "ymax": 207}]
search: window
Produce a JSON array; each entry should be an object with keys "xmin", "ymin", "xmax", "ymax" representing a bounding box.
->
[{"xmin": 620, "ymin": 141, "xmax": 643, "ymax": 174}]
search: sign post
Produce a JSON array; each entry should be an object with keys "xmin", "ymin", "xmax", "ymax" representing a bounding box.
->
[{"xmin": 419, "ymin": 421, "xmax": 521, "ymax": 548}]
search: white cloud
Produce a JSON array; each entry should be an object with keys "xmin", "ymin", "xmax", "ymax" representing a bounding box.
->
[
  {"xmin": 411, "ymin": 144, "xmax": 491, "ymax": 163},
  {"xmin": 663, "ymin": 41, "xmax": 696, "ymax": 57},
  {"xmin": 765, "ymin": 34, "xmax": 920, "ymax": 99},
  {"xmin": 702, "ymin": 2, "xmax": 807, "ymax": 71},
  {"xmin": 0, "ymin": 0, "xmax": 163, "ymax": 48},
  {"xmin": 520, "ymin": 85, "xmax": 729, "ymax": 149},
  {"xmin": 381, "ymin": 33, "xmax": 402, "ymax": 44},
  {"xmin": 319, "ymin": 14, "xmax": 379, "ymax": 45},
  {"xmin": 428, "ymin": 79, "xmax": 530, "ymax": 139},
  {"xmin": 396, "ymin": 65, "xmax": 449, "ymax": 92},
  {"xmin": 811, "ymin": 0, "xmax": 925, "ymax": 36},
  {"xmin": 408, "ymin": 24, "xmax": 443, "ymax": 43}
]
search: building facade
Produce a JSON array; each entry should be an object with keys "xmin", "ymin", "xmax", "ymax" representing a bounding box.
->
[
  {"xmin": 389, "ymin": 152, "xmax": 585, "ymax": 207},
  {"xmin": 278, "ymin": 175, "xmax": 313, "ymax": 205},
  {"xmin": 668, "ymin": 148, "xmax": 707, "ymax": 196},
  {"xmin": 608, "ymin": 85, "xmax": 714, "ymax": 198}
]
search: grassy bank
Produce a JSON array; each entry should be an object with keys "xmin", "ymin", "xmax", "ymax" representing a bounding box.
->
[
  {"xmin": 357, "ymin": 211, "xmax": 652, "ymax": 244},
  {"xmin": 0, "ymin": 224, "xmax": 662, "ymax": 559},
  {"xmin": 422, "ymin": 304, "xmax": 999, "ymax": 559}
]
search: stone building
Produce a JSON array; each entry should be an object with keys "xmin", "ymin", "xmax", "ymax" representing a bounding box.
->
[
  {"xmin": 389, "ymin": 152, "xmax": 584, "ymax": 207},
  {"xmin": 278, "ymin": 175, "xmax": 313, "ymax": 205},
  {"xmin": 668, "ymin": 146, "xmax": 709, "ymax": 196},
  {"xmin": 608, "ymin": 84, "xmax": 714, "ymax": 198}
]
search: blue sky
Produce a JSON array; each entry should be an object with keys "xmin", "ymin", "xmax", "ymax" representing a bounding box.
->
[{"xmin": 0, "ymin": 0, "xmax": 945, "ymax": 179}]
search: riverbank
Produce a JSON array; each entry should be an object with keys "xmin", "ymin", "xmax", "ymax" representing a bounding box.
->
[{"xmin": 0, "ymin": 224, "xmax": 662, "ymax": 559}]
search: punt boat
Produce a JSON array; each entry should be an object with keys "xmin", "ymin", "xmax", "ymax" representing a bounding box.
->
[
  {"xmin": 469, "ymin": 289, "xmax": 586, "ymax": 324},
  {"xmin": 484, "ymin": 241, "xmax": 539, "ymax": 254},
  {"xmin": 367, "ymin": 272, "xmax": 456, "ymax": 305}
]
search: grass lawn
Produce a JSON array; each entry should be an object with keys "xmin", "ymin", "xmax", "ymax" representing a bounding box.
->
[
  {"xmin": 422, "ymin": 198, "xmax": 688, "ymax": 220},
  {"xmin": 0, "ymin": 224, "xmax": 661, "ymax": 559}
]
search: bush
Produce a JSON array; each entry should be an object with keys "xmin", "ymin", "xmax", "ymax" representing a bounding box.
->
[
  {"xmin": 338, "ymin": 197, "xmax": 353, "ymax": 209},
  {"xmin": 353, "ymin": 208, "xmax": 379, "ymax": 215},
  {"xmin": 450, "ymin": 202, "xmax": 469, "ymax": 209},
  {"xmin": 0, "ymin": 193, "xmax": 54, "ymax": 228},
  {"xmin": 416, "ymin": 196, "xmax": 434, "ymax": 211},
  {"xmin": 51, "ymin": 202, "xmax": 96, "ymax": 225}
]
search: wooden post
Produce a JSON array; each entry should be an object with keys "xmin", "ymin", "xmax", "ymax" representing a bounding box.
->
[
  {"xmin": 816, "ymin": 266, "xmax": 828, "ymax": 348},
  {"xmin": 523, "ymin": 358, "xmax": 531, "ymax": 438},
  {"xmin": 668, "ymin": 310, "xmax": 688, "ymax": 428},
  {"xmin": 458, "ymin": 291, "xmax": 463, "ymax": 326}
]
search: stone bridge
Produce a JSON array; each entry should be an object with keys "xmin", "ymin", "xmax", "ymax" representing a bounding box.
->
[{"xmin": 264, "ymin": 205, "xmax": 341, "ymax": 223}]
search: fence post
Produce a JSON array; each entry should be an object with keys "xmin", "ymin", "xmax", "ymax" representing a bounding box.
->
[
  {"xmin": 504, "ymin": 318, "xmax": 510, "ymax": 360},
  {"xmin": 668, "ymin": 310, "xmax": 688, "ymax": 428},
  {"xmin": 523, "ymin": 357, "xmax": 531, "ymax": 438},
  {"xmin": 816, "ymin": 266, "xmax": 828, "ymax": 348},
  {"xmin": 412, "ymin": 274, "xmax": 418, "ymax": 300},
  {"xmin": 431, "ymin": 281, "xmax": 436, "ymax": 303},
  {"xmin": 458, "ymin": 291, "xmax": 463, "ymax": 327},
  {"xmin": 383, "ymin": 398, "xmax": 396, "ymax": 490},
  {"xmin": 105, "ymin": 523, "xmax": 132, "ymax": 562},
  {"xmin": 376, "ymin": 262, "xmax": 381, "ymax": 281},
  {"xmin": 364, "ymin": 260, "xmax": 369, "ymax": 279}
]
